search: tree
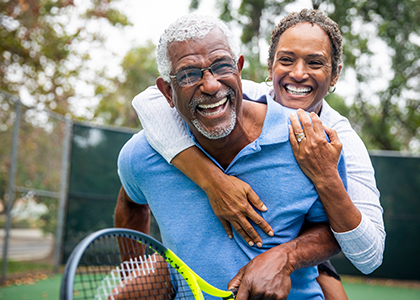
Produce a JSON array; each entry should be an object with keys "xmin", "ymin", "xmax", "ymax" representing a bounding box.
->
[
  {"xmin": 0, "ymin": 0, "xmax": 130, "ymax": 233},
  {"xmin": 191, "ymin": 0, "xmax": 420, "ymax": 152},
  {"xmin": 93, "ymin": 41, "xmax": 158, "ymax": 128},
  {"xmin": 0, "ymin": 0, "xmax": 130, "ymax": 116}
]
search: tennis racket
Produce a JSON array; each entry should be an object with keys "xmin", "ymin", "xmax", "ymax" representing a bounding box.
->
[{"xmin": 60, "ymin": 228, "xmax": 236, "ymax": 300}]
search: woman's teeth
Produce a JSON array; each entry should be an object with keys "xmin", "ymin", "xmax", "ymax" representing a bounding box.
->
[{"xmin": 285, "ymin": 85, "xmax": 312, "ymax": 95}]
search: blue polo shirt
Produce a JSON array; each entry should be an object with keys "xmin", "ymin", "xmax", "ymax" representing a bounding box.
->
[{"xmin": 118, "ymin": 93, "xmax": 347, "ymax": 300}]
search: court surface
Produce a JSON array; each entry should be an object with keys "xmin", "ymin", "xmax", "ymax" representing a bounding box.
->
[{"xmin": 0, "ymin": 274, "xmax": 419, "ymax": 300}]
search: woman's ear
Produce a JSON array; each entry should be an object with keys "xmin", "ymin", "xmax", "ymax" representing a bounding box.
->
[
  {"xmin": 156, "ymin": 77, "xmax": 175, "ymax": 108},
  {"xmin": 331, "ymin": 64, "xmax": 342, "ymax": 86}
]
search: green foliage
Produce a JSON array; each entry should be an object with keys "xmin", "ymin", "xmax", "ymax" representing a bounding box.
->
[
  {"xmin": 93, "ymin": 41, "xmax": 158, "ymax": 128},
  {"xmin": 0, "ymin": 0, "xmax": 129, "ymax": 116},
  {"xmin": 327, "ymin": 0, "xmax": 420, "ymax": 151}
]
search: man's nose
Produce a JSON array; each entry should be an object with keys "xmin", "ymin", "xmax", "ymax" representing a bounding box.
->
[{"xmin": 199, "ymin": 69, "xmax": 221, "ymax": 94}]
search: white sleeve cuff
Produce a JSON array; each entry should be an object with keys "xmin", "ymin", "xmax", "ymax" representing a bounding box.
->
[
  {"xmin": 132, "ymin": 86, "xmax": 194, "ymax": 164},
  {"xmin": 332, "ymin": 213, "xmax": 384, "ymax": 274}
]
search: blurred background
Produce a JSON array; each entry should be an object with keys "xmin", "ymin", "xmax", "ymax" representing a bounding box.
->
[{"xmin": 1, "ymin": 0, "xmax": 420, "ymax": 299}]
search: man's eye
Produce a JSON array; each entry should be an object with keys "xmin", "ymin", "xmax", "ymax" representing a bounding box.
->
[
  {"xmin": 178, "ymin": 70, "xmax": 200, "ymax": 83},
  {"xmin": 213, "ymin": 60, "xmax": 235, "ymax": 73}
]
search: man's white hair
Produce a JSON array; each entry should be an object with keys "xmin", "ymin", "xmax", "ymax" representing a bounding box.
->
[{"xmin": 157, "ymin": 14, "xmax": 240, "ymax": 82}]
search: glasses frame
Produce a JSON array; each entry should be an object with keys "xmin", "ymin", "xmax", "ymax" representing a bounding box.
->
[{"xmin": 169, "ymin": 59, "xmax": 238, "ymax": 87}]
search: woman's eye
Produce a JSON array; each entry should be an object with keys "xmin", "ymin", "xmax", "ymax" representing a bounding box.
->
[
  {"xmin": 309, "ymin": 61, "xmax": 324, "ymax": 67},
  {"xmin": 279, "ymin": 57, "xmax": 293, "ymax": 64}
]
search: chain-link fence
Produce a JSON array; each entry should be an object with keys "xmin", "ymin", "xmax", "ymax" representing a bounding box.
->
[{"xmin": 0, "ymin": 91, "xmax": 72, "ymax": 283}]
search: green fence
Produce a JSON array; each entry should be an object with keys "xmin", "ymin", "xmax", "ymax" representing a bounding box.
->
[
  {"xmin": 331, "ymin": 152, "xmax": 420, "ymax": 280},
  {"xmin": 62, "ymin": 124, "xmax": 420, "ymax": 281}
]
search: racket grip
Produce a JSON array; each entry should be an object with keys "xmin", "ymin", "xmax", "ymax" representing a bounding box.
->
[{"xmin": 223, "ymin": 288, "xmax": 238, "ymax": 299}]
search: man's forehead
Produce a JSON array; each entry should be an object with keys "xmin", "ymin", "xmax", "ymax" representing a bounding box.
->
[{"xmin": 168, "ymin": 28, "xmax": 233, "ymax": 68}]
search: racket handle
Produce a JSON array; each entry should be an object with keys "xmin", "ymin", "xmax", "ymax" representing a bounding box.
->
[{"xmin": 223, "ymin": 288, "xmax": 238, "ymax": 299}]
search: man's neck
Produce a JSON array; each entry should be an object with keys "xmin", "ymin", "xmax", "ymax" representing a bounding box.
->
[{"xmin": 195, "ymin": 100, "xmax": 267, "ymax": 169}]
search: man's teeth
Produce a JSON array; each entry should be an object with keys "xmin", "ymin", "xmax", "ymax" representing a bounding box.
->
[
  {"xmin": 198, "ymin": 97, "xmax": 228, "ymax": 109},
  {"xmin": 286, "ymin": 85, "xmax": 312, "ymax": 95}
]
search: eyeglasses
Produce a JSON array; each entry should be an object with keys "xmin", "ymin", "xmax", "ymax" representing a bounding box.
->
[{"xmin": 169, "ymin": 59, "xmax": 237, "ymax": 87}]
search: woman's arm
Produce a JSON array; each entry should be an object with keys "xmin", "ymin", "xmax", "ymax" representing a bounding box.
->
[
  {"xmin": 132, "ymin": 85, "xmax": 273, "ymax": 247},
  {"xmin": 289, "ymin": 110, "xmax": 362, "ymax": 232},
  {"xmin": 289, "ymin": 108, "xmax": 385, "ymax": 274}
]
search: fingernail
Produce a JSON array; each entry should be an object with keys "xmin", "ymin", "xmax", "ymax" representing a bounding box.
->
[
  {"xmin": 257, "ymin": 242, "xmax": 262, "ymax": 248},
  {"xmin": 248, "ymin": 241, "xmax": 254, "ymax": 246},
  {"xmin": 268, "ymin": 231, "xmax": 274, "ymax": 237},
  {"xmin": 228, "ymin": 234, "xmax": 233, "ymax": 239},
  {"xmin": 261, "ymin": 204, "xmax": 267, "ymax": 211}
]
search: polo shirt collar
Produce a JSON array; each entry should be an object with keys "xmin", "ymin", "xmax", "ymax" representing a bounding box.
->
[{"xmin": 256, "ymin": 93, "xmax": 292, "ymax": 145}]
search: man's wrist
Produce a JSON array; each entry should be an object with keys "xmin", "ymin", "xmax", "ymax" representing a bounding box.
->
[
  {"xmin": 280, "ymin": 223, "xmax": 340, "ymax": 271},
  {"xmin": 267, "ymin": 243, "xmax": 297, "ymax": 276}
]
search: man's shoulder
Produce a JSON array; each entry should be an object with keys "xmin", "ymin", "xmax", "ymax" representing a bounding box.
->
[{"xmin": 118, "ymin": 130, "xmax": 166, "ymax": 168}]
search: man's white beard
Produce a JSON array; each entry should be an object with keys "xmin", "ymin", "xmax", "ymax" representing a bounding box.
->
[{"xmin": 191, "ymin": 108, "xmax": 236, "ymax": 140}]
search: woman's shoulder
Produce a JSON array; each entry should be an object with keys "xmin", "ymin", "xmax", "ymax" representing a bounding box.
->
[{"xmin": 320, "ymin": 100, "xmax": 352, "ymax": 131}]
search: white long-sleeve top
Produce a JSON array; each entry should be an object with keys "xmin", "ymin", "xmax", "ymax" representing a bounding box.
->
[{"xmin": 132, "ymin": 80, "xmax": 385, "ymax": 275}]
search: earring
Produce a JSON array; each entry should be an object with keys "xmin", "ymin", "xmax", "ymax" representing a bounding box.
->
[
  {"xmin": 265, "ymin": 76, "xmax": 273, "ymax": 87},
  {"xmin": 328, "ymin": 85, "xmax": 336, "ymax": 93}
]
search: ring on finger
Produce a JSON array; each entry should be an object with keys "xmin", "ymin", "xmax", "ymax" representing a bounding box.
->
[{"xmin": 296, "ymin": 132, "xmax": 305, "ymax": 143}]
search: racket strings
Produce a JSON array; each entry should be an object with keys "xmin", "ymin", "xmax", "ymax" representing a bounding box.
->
[{"xmin": 71, "ymin": 234, "xmax": 194, "ymax": 299}]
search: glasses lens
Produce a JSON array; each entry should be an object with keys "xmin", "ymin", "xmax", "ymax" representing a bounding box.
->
[
  {"xmin": 177, "ymin": 69, "xmax": 202, "ymax": 87},
  {"xmin": 175, "ymin": 59, "xmax": 236, "ymax": 87},
  {"xmin": 212, "ymin": 60, "xmax": 236, "ymax": 77}
]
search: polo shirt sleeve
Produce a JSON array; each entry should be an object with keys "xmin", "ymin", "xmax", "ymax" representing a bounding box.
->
[{"xmin": 117, "ymin": 135, "xmax": 147, "ymax": 204}]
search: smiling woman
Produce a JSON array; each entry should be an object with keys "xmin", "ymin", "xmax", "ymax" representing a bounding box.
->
[{"xmin": 269, "ymin": 22, "xmax": 340, "ymax": 114}]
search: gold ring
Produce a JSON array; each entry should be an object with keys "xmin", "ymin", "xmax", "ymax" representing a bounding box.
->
[{"xmin": 296, "ymin": 132, "xmax": 305, "ymax": 143}]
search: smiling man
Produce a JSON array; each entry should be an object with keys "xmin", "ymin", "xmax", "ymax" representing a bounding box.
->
[{"xmin": 116, "ymin": 14, "xmax": 348, "ymax": 300}]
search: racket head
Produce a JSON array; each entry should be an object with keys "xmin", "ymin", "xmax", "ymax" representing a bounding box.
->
[{"xmin": 60, "ymin": 228, "xmax": 193, "ymax": 300}]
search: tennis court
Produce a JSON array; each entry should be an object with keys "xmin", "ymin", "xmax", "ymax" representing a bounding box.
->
[{"xmin": 0, "ymin": 274, "xmax": 419, "ymax": 300}]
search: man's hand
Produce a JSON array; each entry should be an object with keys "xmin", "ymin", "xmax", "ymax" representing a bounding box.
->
[
  {"xmin": 228, "ymin": 223, "xmax": 340, "ymax": 300},
  {"xmin": 204, "ymin": 174, "xmax": 274, "ymax": 247},
  {"xmin": 228, "ymin": 245, "xmax": 293, "ymax": 300}
]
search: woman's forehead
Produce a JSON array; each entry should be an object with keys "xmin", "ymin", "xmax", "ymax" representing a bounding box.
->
[{"xmin": 277, "ymin": 23, "xmax": 331, "ymax": 55}]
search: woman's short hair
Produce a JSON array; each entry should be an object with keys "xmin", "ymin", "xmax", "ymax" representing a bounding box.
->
[{"xmin": 268, "ymin": 8, "xmax": 343, "ymax": 78}]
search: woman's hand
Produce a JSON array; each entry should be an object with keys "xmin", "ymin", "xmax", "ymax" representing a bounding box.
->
[
  {"xmin": 204, "ymin": 174, "xmax": 274, "ymax": 247},
  {"xmin": 171, "ymin": 146, "xmax": 273, "ymax": 247},
  {"xmin": 289, "ymin": 109, "xmax": 342, "ymax": 187},
  {"xmin": 289, "ymin": 109, "xmax": 362, "ymax": 232}
]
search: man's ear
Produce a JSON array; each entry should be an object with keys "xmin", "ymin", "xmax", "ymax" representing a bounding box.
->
[
  {"xmin": 237, "ymin": 55, "xmax": 245, "ymax": 73},
  {"xmin": 156, "ymin": 77, "xmax": 175, "ymax": 108}
]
